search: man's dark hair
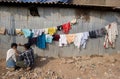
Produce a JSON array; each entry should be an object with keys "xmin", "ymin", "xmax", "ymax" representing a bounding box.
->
[
  {"xmin": 11, "ymin": 43, "xmax": 17, "ymax": 48},
  {"xmin": 24, "ymin": 43, "xmax": 31, "ymax": 49}
]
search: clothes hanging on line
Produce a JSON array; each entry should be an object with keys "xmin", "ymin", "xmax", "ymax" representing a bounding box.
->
[
  {"xmin": 95, "ymin": 29, "xmax": 102, "ymax": 37},
  {"xmin": 0, "ymin": 18, "xmax": 77, "ymax": 36},
  {"xmin": 36, "ymin": 33, "xmax": 46, "ymax": 49},
  {"xmin": 22, "ymin": 29, "xmax": 32, "ymax": 38},
  {"xmin": 46, "ymin": 34, "xmax": 53, "ymax": 43},
  {"xmin": 28, "ymin": 37, "xmax": 37, "ymax": 46},
  {"xmin": 59, "ymin": 34, "xmax": 67, "ymax": 47},
  {"xmin": 2, "ymin": 21, "xmax": 119, "ymax": 50},
  {"xmin": 32, "ymin": 29, "xmax": 44, "ymax": 37},
  {"xmin": 16, "ymin": 29, "xmax": 23, "ymax": 36},
  {"xmin": 101, "ymin": 28, "xmax": 107, "ymax": 35},
  {"xmin": 80, "ymin": 32, "xmax": 89, "ymax": 49},
  {"xmin": 28, "ymin": 33, "xmax": 37, "ymax": 46},
  {"xmin": 74, "ymin": 33, "xmax": 83, "ymax": 49},
  {"xmin": 57, "ymin": 25, "xmax": 62, "ymax": 31},
  {"xmin": 89, "ymin": 30, "xmax": 97, "ymax": 38},
  {"xmin": 53, "ymin": 34, "xmax": 60, "ymax": 41},
  {"xmin": 62, "ymin": 22, "xmax": 71, "ymax": 34},
  {"xmin": 104, "ymin": 22, "xmax": 118, "ymax": 48},
  {"xmin": 48, "ymin": 27, "xmax": 57, "ymax": 35},
  {"xmin": 7, "ymin": 28, "xmax": 16, "ymax": 36},
  {"xmin": 95, "ymin": 28, "xmax": 106, "ymax": 37},
  {"xmin": 66, "ymin": 34, "xmax": 76, "ymax": 44}
]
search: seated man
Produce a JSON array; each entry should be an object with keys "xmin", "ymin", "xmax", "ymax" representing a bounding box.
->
[
  {"xmin": 16, "ymin": 43, "xmax": 34, "ymax": 70},
  {"xmin": 6, "ymin": 43, "xmax": 18, "ymax": 71}
]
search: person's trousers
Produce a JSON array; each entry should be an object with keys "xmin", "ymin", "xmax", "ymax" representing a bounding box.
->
[
  {"xmin": 6, "ymin": 58, "xmax": 15, "ymax": 68},
  {"xmin": 16, "ymin": 61, "xmax": 27, "ymax": 68}
]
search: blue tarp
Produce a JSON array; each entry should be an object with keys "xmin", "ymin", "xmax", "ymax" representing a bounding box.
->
[{"xmin": 19, "ymin": 0, "xmax": 70, "ymax": 3}]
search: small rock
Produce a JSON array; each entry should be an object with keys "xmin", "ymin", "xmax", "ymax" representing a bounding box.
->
[
  {"xmin": 97, "ymin": 62, "xmax": 103, "ymax": 65},
  {"xmin": 33, "ymin": 72, "xmax": 38, "ymax": 78},
  {"xmin": 104, "ymin": 72, "xmax": 109, "ymax": 77},
  {"xmin": 73, "ymin": 56, "xmax": 81, "ymax": 61},
  {"xmin": 2, "ymin": 73, "xmax": 5, "ymax": 76},
  {"xmin": 38, "ymin": 76, "xmax": 43, "ymax": 79},
  {"xmin": 20, "ymin": 77, "xmax": 27, "ymax": 79},
  {"xmin": 5, "ymin": 71, "xmax": 10, "ymax": 76},
  {"xmin": 66, "ymin": 59, "xmax": 74, "ymax": 64},
  {"xmin": 2, "ymin": 76, "xmax": 6, "ymax": 79},
  {"xmin": 91, "ymin": 64, "xmax": 96, "ymax": 68},
  {"xmin": 111, "ymin": 64, "xmax": 115, "ymax": 66},
  {"xmin": 109, "ymin": 57, "xmax": 117, "ymax": 63},
  {"xmin": 82, "ymin": 56, "xmax": 90, "ymax": 60},
  {"xmin": 60, "ymin": 58, "xmax": 66, "ymax": 64},
  {"xmin": 41, "ymin": 58, "xmax": 47, "ymax": 61},
  {"xmin": 76, "ymin": 77, "xmax": 81, "ymax": 79}
]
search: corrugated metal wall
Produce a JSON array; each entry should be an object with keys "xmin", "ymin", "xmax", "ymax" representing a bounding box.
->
[{"xmin": 0, "ymin": 6, "xmax": 120, "ymax": 58}]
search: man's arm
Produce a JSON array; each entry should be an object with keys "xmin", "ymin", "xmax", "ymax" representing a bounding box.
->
[
  {"xmin": 14, "ymin": 49, "xmax": 19, "ymax": 56},
  {"xmin": 18, "ymin": 43, "xmax": 24, "ymax": 47}
]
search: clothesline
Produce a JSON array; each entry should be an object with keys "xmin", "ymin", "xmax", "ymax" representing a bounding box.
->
[
  {"xmin": 0, "ymin": 19, "xmax": 77, "ymax": 36},
  {"xmin": 0, "ymin": 21, "xmax": 118, "ymax": 50},
  {"xmin": 26, "ymin": 22, "xmax": 118, "ymax": 50}
]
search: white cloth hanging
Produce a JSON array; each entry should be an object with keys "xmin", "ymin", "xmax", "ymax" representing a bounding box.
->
[
  {"xmin": 32, "ymin": 29, "xmax": 44, "ymax": 37},
  {"xmin": 74, "ymin": 33, "xmax": 83, "ymax": 48},
  {"xmin": 80, "ymin": 32, "xmax": 89, "ymax": 49},
  {"xmin": 59, "ymin": 34, "xmax": 67, "ymax": 47},
  {"xmin": 104, "ymin": 22, "xmax": 118, "ymax": 48}
]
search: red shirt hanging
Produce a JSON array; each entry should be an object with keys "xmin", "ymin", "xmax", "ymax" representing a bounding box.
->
[{"xmin": 62, "ymin": 22, "xmax": 71, "ymax": 34}]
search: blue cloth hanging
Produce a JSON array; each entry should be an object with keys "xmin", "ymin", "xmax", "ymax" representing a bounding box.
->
[
  {"xmin": 36, "ymin": 33, "xmax": 46, "ymax": 49},
  {"xmin": 22, "ymin": 29, "xmax": 32, "ymax": 38}
]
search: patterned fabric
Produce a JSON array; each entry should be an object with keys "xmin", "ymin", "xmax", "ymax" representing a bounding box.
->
[
  {"xmin": 104, "ymin": 22, "xmax": 118, "ymax": 48},
  {"xmin": 19, "ymin": 48, "xmax": 34, "ymax": 67}
]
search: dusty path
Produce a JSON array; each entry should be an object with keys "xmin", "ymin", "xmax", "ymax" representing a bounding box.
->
[{"xmin": 0, "ymin": 53, "xmax": 120, "ymax": 79}]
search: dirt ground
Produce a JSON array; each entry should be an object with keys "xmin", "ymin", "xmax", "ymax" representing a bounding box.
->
[{"xmin": 0, "ymin": 53, "xmax": 120, "ymax": 79}]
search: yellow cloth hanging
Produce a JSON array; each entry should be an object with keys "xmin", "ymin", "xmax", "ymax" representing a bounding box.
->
[
  {"xmin": 16, "ymin": 29, "xmax": 23, "ymax": 35},
  {"xmin": 48, "ymin": 27, "xmax": 57, "ymax": 35}
]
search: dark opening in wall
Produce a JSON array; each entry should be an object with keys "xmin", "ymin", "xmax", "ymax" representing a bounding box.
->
[{"xmin": 29, "ymin": 6, "xmax": 40, "ymax": 16}]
